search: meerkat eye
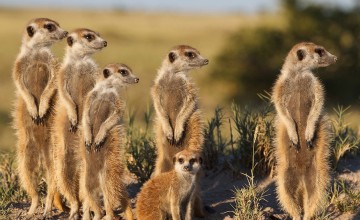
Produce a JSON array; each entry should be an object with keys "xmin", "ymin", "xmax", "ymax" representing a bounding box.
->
[
  {"xmin": 185, "ymin": 51, "xmax": 196, "ymax": 59},
  {"xmin": 189, "ymin": 159, "xmax": 196, "ymax": 165},
  {"xmin": 84, "ymin": 34, "xmax": 95, "ymax": 42},
  {"xmin": 178, "ymin": 158, "xmax": 184, "ymax": 164},
  {"xmin": 315, "ymin": 48, "xmax": 325, "ymax": 57},
  {"xmin": 119, "ymin": 69, "xmax": 129, "ymax": 76},
  {"xmin": 44, "ymin": 23, "xmax": 56, "ymax": 32}
]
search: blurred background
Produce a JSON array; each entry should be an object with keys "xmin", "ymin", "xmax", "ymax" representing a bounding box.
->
[{"xmin": 0, "ymin": 0, "xmax": 359, "ymax": 152}]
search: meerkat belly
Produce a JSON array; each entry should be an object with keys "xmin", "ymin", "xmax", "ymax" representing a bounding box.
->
[
  {"xmin": 287, "ymin": 77, "xmax": 313, "ymax": 133},
  {"xmin": 89, "ymin": 96, "xmax": 115, "ymax": 137},
  {"xmin": 67, "ymin": 73, "xmax": 96, "ymax": 118},
  {"xmin": 162, "ymin": 82, "xmax": 185, "ymax": 129},
  {"xmin": 287, "ymin": 76, "xmax": 315, "ymax": 169},
  {"xmin": 24, "ymin": 62, "xmax": 50, "ymax": 103}
]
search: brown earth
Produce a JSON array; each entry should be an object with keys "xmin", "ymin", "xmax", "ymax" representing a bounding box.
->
[{"xmin": 3, "ymin": 154, "xmax": 360, "ymax": 220}]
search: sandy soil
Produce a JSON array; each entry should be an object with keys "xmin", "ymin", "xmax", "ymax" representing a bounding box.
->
[{"xmin": 3, "ymin": 155, "xmax": 360, "ymax": 220}]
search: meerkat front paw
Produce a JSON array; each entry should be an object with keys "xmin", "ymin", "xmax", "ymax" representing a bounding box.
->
[
  {"xmin": 38, "ymin": 100, "xmax": 49, "ymax": 120},
  {"xmin": 84, "ymin": 136, "xmax": 92, "ymax": 152},
  {"xmin": 94, "ymin": 131, "xmax": 106, "ymax": 152},
  {"xmin": 174, "ymin": 125, "xmax": 184, "ymax": 144},
  {"xmin": 163, "ymin": 125, "xmax": 174, "ymax": 144},
  {"xmin": 288, "ymin": 131, "xmax": 299, "ymax": 150},
  {"xmin": 68, "ymin": 118, "xmax": 78, "ymax": 133},
  {"xmin": 27, "ymin": 102, "xmax": 40, "ymax": 124},
  {"xmin": 305, "ymin": 125, "xmax": 315, "ymax": 149}
]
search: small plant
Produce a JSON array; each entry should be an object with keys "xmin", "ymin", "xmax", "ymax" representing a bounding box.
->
[
  {"xmin": 0, "ymin": 153, "xmax": 27, "ymax": 217},
  {"xmin": 126, "ymin": 106, "xmax": 157, "ymax": 184},
  {"xmin": 233, "ymin": 125, "xmax": 266, "ymax": 220},
  {"xmin": 331, "ymin": 105, "xmax": 359, "ymax": 169},
  {"xmin": 229, "ymin": 94, "xmax": 275, "ymax": 176},
  {"xmin": 332, "ymin": 180, "xmax": 360, "ymax": 213},
  {"xmin": 203, "ymin": 107, "xmax": 228, "ymax": 170}
]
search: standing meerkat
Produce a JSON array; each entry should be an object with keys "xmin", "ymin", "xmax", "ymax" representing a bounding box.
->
[
  {"xmin": 12, "ymin": 18, "xmax": 68, "ymax": 216},
  {"xmin": 136, "ymin": 149, "xmax": 203, "ymax": 220},
  {"xmin": 151, "ymin": 45, "xmax": 208, "ymax": 217},
  {"xmin": 52, "ymin": 28, "xmax": 107, "ymax": 220},
  {"xmin": 80, "ymin": 63, "xmax": 139, "ymax": 220},
  {"xmin": 272, "ymin": 42, "xmax": 337, "ymax": 220}
]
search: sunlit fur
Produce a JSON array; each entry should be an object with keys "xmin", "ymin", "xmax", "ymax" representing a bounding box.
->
[
  {"xmin": 151, "ymin": 45, "xmax": 209, "ymax": 217},
  {"xmin": 52, "ymin": 28, "xmax": 106, "ymax": 220},
  {"xmin": 80, "ymin": 63, "xmax": 138, "ymax": 220},
  {"xmin": 136, "ymin": 150, "xmax": 202, "ymax": 220},
  {"xmin": 272, "ymin": 42, "xmax": 336, "ymax": 219},
  {"xmin": 12, "ymin": 17, "xmax": 67, "ymax": 217}
]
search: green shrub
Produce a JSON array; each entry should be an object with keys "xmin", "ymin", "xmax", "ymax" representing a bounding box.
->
[
  {"xmin": 203, "ymin": 107, "xmax": 228, "ymax": 170},
  {"xmin": 229, "ymin": 93, "xmax": 276, "ymax": 176},
  {"xmin": 126, "ymin": 107, "xmax": 157, "ymax": 184},
  {"xmin": 331, "ymin": 106, "xmax": 359, "ymax": 169},
  {"xmin": 0, "ymin": 153, "xmax": 27, "ymax": 217}
]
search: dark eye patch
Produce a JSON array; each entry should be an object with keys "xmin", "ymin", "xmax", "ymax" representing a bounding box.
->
[
  {"xmin": 315, "ymin": 48, "xmax": 325, "ymax": 57},
  {"xmin": 189, "ymin": 158, "xmax": 196, "ymax": 165},
  {"xmin": 185, "ymin": 51, "xmax": 196, "ymax": 59},
  {"xmin": 44, "ymin": 23, "xmax": 56, "ymax": 32},
  {"xmin": 84, "ymin": 34, "xmax": 95, "ymax": 42},
  {"xmin": 178, "ymin": 158, "xmax": 184, "ymax": 164},
  {"xmin": 119, "ymin": 69, "xmax": 129, "ymax": 76}
]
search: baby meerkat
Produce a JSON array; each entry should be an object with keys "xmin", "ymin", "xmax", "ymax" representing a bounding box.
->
[
  {"xmin": 136, "ymin": 150, "xmax": 203, "ymax": 220},
  {"xmin": 80, "ymin": 63, "xmax": 139, "ymax": 220},
  {"xmin": 52, "ymin": 28, "xmax": 107, "ymax": 220},
  {"xmin": 12, "ymin": 18, "xmax": 67, "ymax": 216},
  {"xmin": 151, "ymin": 45, "xmax": 208, "ymax": 217},
  {"xmin": 272, "ymin": 42, "xmax": 337, "ymax": 220}
]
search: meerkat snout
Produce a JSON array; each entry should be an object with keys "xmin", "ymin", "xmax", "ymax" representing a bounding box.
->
[
  {"xmin": 61, "ymin": 31, "xmax": 68, "ymax": 39},
  {"xmin": 203, "ymin": 58, "xmax": 209, "ymax": 65}
]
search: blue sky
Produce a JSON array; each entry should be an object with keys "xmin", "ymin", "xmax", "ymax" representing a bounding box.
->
[{"xmin": 0, "ymin": 0, "xmax": 357, "ymax": 13}]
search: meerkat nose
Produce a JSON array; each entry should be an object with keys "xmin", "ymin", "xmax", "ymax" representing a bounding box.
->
[
  {"xmin": 183, "ymin": 165, "xmax": 190, "ymax": 171},
  {"xmin": 333, "ymin": 56, "xmax": 338, "ymax": 62},
  {"xmin": 63, "ymin": 31, "xmax": 68, "ymax": 37},
  {"xmin": 103, "ymin": 41, "xmax": 107, "ymax": 47},
  {"xmin": 134, "ymin": 78, "xmax": 139, "ymax": 83},
  {"xmin": 203, "ymin": 59, "xmax": 209, "ymax": 65}
]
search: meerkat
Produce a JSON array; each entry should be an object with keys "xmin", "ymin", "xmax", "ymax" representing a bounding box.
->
[
  {"xmin": 80, "ymin": 63, "xmax": 139, "ymax": 220},
  {"xmin": 151, "ymin": 45, "xmax": 208, "ymax": 217},
  {"xmin": 52, "ymin": 28, "xmax": 107, "ymax": 220},
  {"xmin": 12, "ymin": 18, "xmax": 68, "ymax": 216},
  {"xmin": 136, "ymin": 149, "xmax": 202, "ymax": 220},
  {"xmin": 272, "ymin": 42, "xmax": 337, "ymax": 220}
]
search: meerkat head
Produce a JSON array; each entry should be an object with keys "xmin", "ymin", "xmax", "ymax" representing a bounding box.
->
[
  {"xmin": 23, "ymin": 18, "xmax": 68, "ymax": 48},
  {"xmin": 164, "ymin": 45, "xmax": 209, "ymax": 73},
  {"xmin": 66, "ymin": 28, "xmax": 107, "ymax": 57},
  {"xmin": 286, "ymin": 42, "xmax": 337, "ymax": 71},
  {"xmin": 102, "ymin": 63, "xmax": 139, "ymax": 85},
  {"xmin": 173, "ymin": 150, "xmax": 202, "ymax": 175}
]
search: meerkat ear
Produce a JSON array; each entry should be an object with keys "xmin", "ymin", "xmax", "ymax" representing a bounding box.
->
[
  {"xmin": 103, "ymin": 69, "xmax": 111, "ymax": 78},
  {"xmin": 67, "ymin": 36, "xmax": 73, "ymax": 46},
  {"xmin": 199, "ymin": 157, "xmax": 203, "ymax": 165},
  {"xmin": 26, "ymin": 26, "xmax": 34, "ymax": 37},
  {"xmin": 173, "ymin": 156, "xmax": 177, "ymax": 165},
  {"xmin": 296, "ymin": 49, "xmax": 305, "ymax": 61},
  {"xmin": 168, "ymin": 52, "xmax": 176, "ymax": 63}
]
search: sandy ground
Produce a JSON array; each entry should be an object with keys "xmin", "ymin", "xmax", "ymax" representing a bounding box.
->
[{"xmin": 3, "ymin": 154, "xmax": 360, "ymax": 220}]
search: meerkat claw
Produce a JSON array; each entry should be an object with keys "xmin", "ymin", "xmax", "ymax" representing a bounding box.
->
[
  {"xmin": 306, "ymin": 140, "xmax": 313, "ymax": 149},
  {"xmin": 85, "ymin": 142, "xmax": 92, "ymax": 152},
  {"xmin": 69, "ymin": 123, "xmax": 77, "ymax": 133}
]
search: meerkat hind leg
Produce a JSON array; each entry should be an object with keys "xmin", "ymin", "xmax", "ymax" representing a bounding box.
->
[{"xmin": 17, "ymin": 141, "xmax": 40, "ymax": 215}]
